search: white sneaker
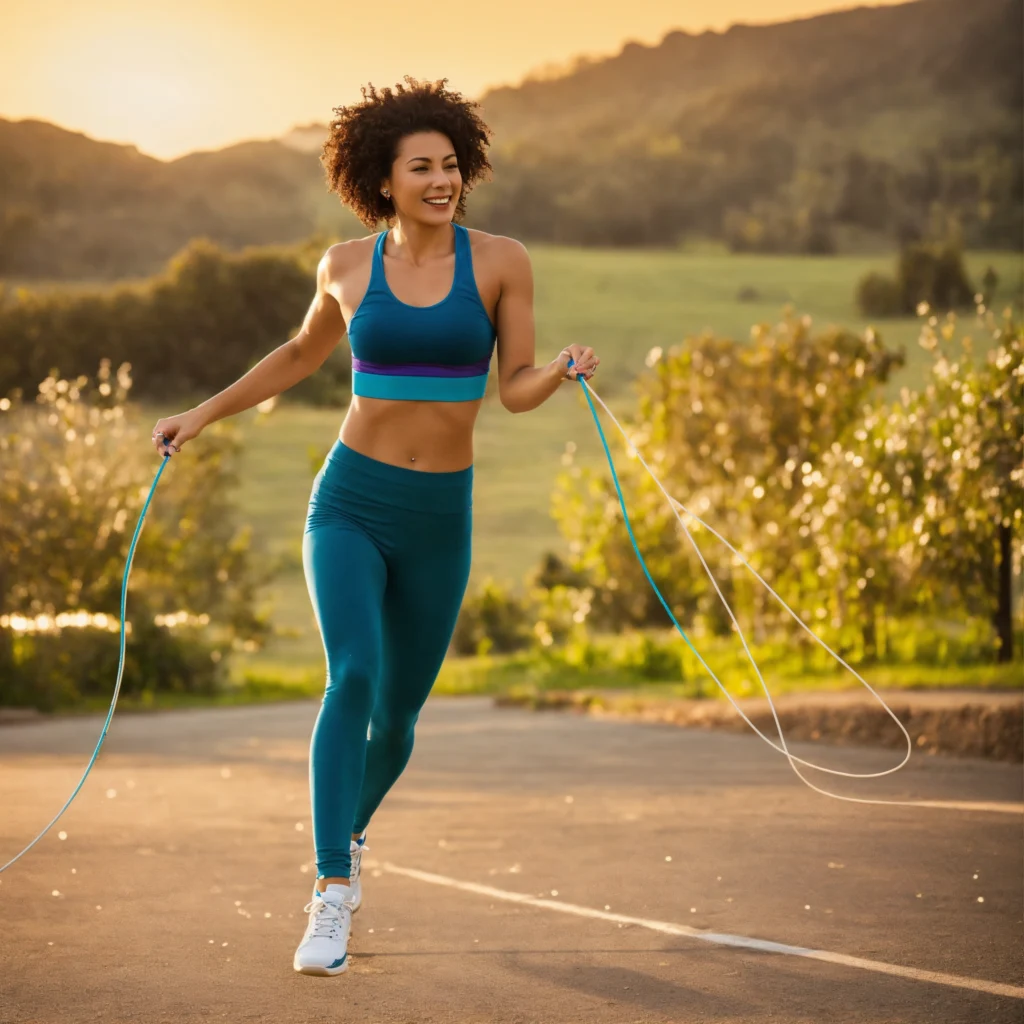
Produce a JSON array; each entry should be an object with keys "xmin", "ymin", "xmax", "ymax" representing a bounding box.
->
[{"xmin": 293, "ymin": 887, "xmax": 351, "ymax": 976}]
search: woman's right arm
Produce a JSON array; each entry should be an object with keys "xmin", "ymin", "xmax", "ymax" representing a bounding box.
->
[{"xmin": 151, "ymin": 246, "xmax": 347, "ymax": 456}]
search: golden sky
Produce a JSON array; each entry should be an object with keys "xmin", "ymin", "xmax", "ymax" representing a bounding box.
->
[{"xmin": 2, "ymin": 0, "xmax": 914, "ymax": 160}]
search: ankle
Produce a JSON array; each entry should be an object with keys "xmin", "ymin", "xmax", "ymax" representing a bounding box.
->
[{"xmin": 316, "ymin": 877, "xmax": 350, "ymax": 893}]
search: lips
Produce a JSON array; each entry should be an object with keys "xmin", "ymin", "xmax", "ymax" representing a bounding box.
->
[{"xmin": 424, "ymin": 196, "xmax": 451, "ymax": 206}]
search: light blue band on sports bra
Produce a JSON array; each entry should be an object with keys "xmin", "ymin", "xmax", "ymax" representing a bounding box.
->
[{"xmin": 352, "ymin": 370, "xmax": 488, "ymax": 402}]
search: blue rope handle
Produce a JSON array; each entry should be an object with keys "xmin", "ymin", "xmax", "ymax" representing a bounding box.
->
[{"xmin": 0, "ymin": 451, "xmax": 173, "ymax": 874}]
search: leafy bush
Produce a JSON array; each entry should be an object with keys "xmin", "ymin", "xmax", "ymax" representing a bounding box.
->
[
  {"xmin": 0, "ymin": 360, "xmax": 272, "ymax": 709},
  {"xmin": 0, "ymin": 618, "xmax": 224, "ymax": 712},
  {"xmin": 896, "ymin": 241, "xmax": 975, "ymax": 314},
  {"xmin": 0, "ymin": 238, "xmax": 329, "ymax": 403},
  {"xmin": 857, "ymin": 242, "xmax": 976, "ymax": 318},
  {"xmin": 450, "ymin": 578, "xmax": 532, "ymax": 656},
  {"xmin": 552, "ymin": 313, "xmax": 904, "ymax": 632},
  {"xmin": 856, "ymin": 271, "xmax": 902, "ymax": 317}
]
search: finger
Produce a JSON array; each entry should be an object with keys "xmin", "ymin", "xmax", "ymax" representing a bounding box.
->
[{"xmin": 154, "ymin": 430, "xmax": 177, "ymax": 456}]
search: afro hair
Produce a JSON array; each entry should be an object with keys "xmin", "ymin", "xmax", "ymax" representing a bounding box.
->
[{"xmin": 321, "ymin": 77, "xmax": 492, "ymax": 228}]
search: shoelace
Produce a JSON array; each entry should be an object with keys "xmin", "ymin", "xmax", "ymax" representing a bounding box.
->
[{"xmin": 303, "ymin": 896, "xmax": 347, "ymax": 940}]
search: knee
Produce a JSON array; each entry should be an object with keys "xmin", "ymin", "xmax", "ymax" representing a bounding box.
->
[
  {"xmin": 324, "ymin": 653, "xmax": 377, "ymax": 711},
  {"xmin": 368, "ymin": 711, "xmax": 417, "ymax": 750}
]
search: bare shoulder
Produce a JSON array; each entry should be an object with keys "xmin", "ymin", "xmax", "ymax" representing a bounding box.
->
[
  {"xmin": 320, "ymin": 235, "xmax": 378, "ymax": 311},
  {"xmin": 465, "ymin": 228, "xmax": 529, "ymax": 261},
  {"xmin": 464, "ymin": 229, "xmax": 531, "ymax": 290},
  {"xmin": 323, "ymin": 234, "xmax": 377, "ymax": 276}
]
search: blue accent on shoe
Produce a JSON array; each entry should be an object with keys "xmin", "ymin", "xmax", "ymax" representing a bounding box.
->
[{"xmin": 327, "ymin": 955, "xmax": 347, "ymax": 969}]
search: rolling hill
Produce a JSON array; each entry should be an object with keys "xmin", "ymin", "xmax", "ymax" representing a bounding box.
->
[{"xmin": 0, "ymin": 0, "xmax": 1019, "ymax": 279}]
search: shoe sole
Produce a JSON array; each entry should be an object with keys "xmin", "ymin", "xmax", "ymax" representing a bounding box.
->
[{"xmin": 293, "ymin": 956, "xmax": 348, "ymax": 976}]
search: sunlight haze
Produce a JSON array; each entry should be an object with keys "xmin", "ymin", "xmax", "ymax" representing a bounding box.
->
[{"xmin": 2, "ymin": 0, "xmax": 916, "ymax": 160}]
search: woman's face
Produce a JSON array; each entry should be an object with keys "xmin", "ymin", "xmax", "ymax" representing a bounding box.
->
[{"xmin": 384, "ymin": 131, "xmax": 461, "ymax": 223}]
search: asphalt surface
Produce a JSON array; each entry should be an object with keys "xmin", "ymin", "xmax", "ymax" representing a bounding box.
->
[{"xmin": 1, "ymin": 696, "xmax": 1021, "ymax": 1024}]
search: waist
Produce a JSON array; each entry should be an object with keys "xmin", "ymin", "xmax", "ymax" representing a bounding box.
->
[{"xmin": 314, "ymin": 440, "xmax": 473, "ymax": 514}]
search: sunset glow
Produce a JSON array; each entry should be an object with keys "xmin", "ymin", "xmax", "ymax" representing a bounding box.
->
[{"xmin": 3, "ymin": 0, "xmax": 917, "ymax": 160}]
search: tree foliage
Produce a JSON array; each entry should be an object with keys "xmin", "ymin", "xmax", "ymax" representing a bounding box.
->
[
  {"xmin": 0, "ymin": 361, "xmax": 273, "ymax": 707},
  {"xmin": 0, "ymin": 238, "xmax": 351, "ymax": 404},
  {"xmin": 551, "ymin": 307, "xmax": 1022, "ymax": 663},
  {"xmin": 857, "ymin": 240, "xmax": 976, "ymax": 317},
  {"xmin": 0, "ymin": 0, "xmax": 1020, "ymax": 277}
]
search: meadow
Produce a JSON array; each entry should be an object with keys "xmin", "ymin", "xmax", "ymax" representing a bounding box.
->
[{"xmin": 135, "ymin": 245, "xmax": 1023, "ymax": 677}]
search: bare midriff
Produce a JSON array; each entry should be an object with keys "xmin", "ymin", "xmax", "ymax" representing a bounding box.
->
[{"xmin": 338, "ymin": 395, "xmax": 484, "ymax": 472}]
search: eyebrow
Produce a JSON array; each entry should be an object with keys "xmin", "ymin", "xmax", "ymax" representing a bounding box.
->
[{"xmin": 406, "ymin": 153, "xmax": 458, "ymax": 164}]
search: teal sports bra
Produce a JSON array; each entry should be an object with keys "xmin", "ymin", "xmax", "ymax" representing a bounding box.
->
[{"xmin": 347, "ymin": 224, "xmax": 497, "ymax": 402}]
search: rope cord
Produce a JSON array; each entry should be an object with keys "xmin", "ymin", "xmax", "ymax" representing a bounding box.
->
[
  {"xmin": 0, "ymin": 359, "xmax": 997, "ymax": 876},
  {"xmin": 567, "ymin": 362, "xmax": 953, "ymax": 809},
  {"xmin": 0, "ymin": 453, "xmax": 173, "ymax": 874}
]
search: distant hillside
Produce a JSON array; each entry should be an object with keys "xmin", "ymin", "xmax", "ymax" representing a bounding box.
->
[
  {"xmin": 0, "ymin": 0, "xmax": 1019, "ymax": 279},
  {"xmin": 0, "ymin": 121, "xmax": 362, "ymax": 280},
  {"xmin": 467, "ymin": 0, "xmax": 1022, "ymax": 249}
]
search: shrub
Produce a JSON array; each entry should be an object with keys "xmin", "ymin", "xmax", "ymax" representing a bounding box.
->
[
  {"xmin": 451, "ymin": 578, "xmax": 532, "ymax": 656},
  {"xmin": 856, "ymin": 271, "xmax": 902, "ymax": 317},
  {"xmin": 0, "ymin": 238, "xmax": 326, "ymax": 403},
  {"xmin": 895, "ymin": 241, "xmax": 975, "ymax": 313},
  {"xmin": 0, "ymin": 617, "xmax": 225, "ymax": 712},
  {"xmin": 857, "ymin": 242, "xmax": 976, "ymax": 318},
  {"xmin": 0, "ymin": 361, "xmax": 271, "ymax": 709}
]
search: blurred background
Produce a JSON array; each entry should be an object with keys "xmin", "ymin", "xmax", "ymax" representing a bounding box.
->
[{"xmin": 0, "ymin": 0, "xmax": 1021, "ymax": 715}]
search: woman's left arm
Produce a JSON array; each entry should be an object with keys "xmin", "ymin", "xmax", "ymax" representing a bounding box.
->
[{"xmin": 493, "ymin": 237, "xmax": 599, "ymax": 414}]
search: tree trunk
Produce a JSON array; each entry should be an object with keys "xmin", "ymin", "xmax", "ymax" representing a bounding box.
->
[{"xmin": 995, "ymin": 522, "xmax": 1014, "ymax": 663}]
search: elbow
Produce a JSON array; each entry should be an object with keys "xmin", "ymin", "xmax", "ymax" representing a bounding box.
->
[{"xmin": 499, "ymin": 391, "xmax": 527, "ymax": 414}]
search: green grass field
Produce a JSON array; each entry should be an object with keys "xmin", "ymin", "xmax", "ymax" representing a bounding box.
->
[{"xmin": 134, "ymin": 246, "xmax": 1021, "ymax": 676}]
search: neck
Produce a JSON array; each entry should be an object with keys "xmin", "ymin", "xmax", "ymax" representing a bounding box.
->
[{"xmin": 387, "ymin": 219, "xmax": 455, "ymax": 265}]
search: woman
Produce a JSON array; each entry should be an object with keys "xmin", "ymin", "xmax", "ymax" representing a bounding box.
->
[{"xmin": 151, "ymin": 77, "xmax": 599, "ymax": 977}]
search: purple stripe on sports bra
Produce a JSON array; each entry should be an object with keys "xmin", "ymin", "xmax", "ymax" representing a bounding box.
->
[{"xmin": 352, "ymin": 356, "xmax": 491, "ymax": 378}]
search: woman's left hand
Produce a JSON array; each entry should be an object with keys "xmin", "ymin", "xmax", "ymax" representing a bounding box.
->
[{"xmin": 556, "ymin": 344, "xmax": 600, "ymax": 382}]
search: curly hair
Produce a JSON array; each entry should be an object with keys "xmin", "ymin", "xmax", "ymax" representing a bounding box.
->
[{"xmin": 321, "ymin": 77, "xmax": 492, "ymax": 228}]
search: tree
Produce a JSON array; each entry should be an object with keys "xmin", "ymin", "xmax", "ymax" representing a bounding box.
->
[
  {"xmin": 800, "ymin": 304, "xmax": 1022, "ymax": 662},
  {"xmin": 552, "ymin": 313, "xmax": 904, "ymax": 640}
]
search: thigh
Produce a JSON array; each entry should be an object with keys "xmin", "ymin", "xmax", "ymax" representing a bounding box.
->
[
  {"xmin": 303, "ymin": 521, "xmax": 387, "ymax": 673},
  {"xmin": 376, "ymin": 512, "xmax": 473, "ymax": 723}
]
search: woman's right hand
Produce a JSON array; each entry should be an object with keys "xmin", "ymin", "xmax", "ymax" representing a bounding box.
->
[{"xmin": 151, "ymin": 409, "xmax": 206, "ymax": 458}]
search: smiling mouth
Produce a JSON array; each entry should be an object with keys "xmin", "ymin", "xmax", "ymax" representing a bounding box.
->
[{"xmin": 424, "ymin": 196, "xmax": 452, "ymax": 206}]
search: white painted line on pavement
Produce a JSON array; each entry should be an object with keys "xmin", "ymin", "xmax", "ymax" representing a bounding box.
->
[
  {"xmin": 909, "ymin": 800, "xmax": 1024, "ymax": 814},
  {"xmin": 379, "ymin": 861, "xmax": 1024, "ymax": 1002}
]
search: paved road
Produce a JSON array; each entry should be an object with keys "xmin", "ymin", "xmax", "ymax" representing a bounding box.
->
[{"xmin": 1, "ymin": 697, "xmax": 1021, "ymax": 1023}]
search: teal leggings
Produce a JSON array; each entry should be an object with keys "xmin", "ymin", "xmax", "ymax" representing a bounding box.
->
[{"xmin": 303, "ymin": 441, "xmax": 473, "ymax": 879}]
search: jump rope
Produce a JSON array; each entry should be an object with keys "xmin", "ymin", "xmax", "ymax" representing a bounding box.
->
[{"xmin": 0, "ymin": 361, "xmax": 979, "ymax": 875}]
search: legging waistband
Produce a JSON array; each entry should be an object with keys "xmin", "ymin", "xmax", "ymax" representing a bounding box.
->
[{"xmin": 315, "ymin": 440, "xmax": 473, "ymax": 514}]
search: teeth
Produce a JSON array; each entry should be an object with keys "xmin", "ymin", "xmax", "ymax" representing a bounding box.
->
[{"xmin": 425, "ymin": 198, "xmax": 450, "ymax": 205}]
